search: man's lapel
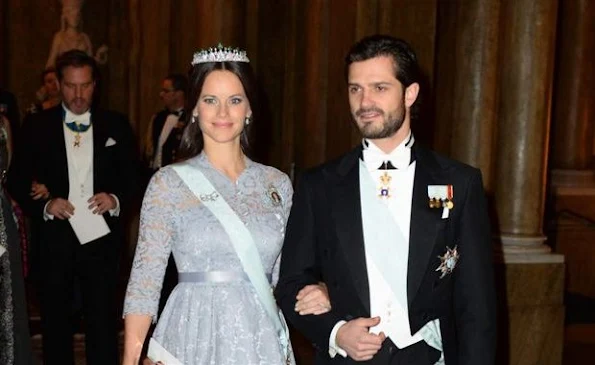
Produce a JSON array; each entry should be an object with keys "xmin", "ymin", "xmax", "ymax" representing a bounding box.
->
[
  {"xmin": 407, "ymin": 145, "xmax": 447, "ymax": 305},
  {"xmin": 51, "ymin": 107, "xmax": 69, "ymax": 195},
  {"xmin": 91, "ymin": 109, "xmax": 107, "ymax": 191},
  {"xmin": 329, "ymin": 146, "xmax": 371, "ymax": 315}
]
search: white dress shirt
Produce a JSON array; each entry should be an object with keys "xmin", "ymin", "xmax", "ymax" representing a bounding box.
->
[{"xmin": 153, "ymin": 108, "xmax": 182, "ymax": 168}]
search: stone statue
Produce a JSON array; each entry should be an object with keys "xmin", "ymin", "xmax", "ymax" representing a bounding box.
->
[{"xmin": 45, "ymin": 0, "xmax": 108, "ymax": 68}]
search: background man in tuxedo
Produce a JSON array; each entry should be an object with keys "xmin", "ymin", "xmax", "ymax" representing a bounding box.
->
[
  {"xmin": 143, "ymin": 73, "xmax": 187, "ymax": 176},
  {"xmin": 276, "ymin": 35, "xmax": 496, "ymax": 364},
  {"xmin": 7, "ymin": 50, "xmax": 138, "ymax": 365}
]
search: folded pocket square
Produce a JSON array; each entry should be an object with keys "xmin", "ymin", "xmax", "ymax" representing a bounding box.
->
[{"xmin": 105, "ymin": 137, "xmax": 117, "ymax": 147}]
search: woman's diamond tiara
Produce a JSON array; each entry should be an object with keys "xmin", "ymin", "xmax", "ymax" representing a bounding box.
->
[{"xmin": 191, "ymin": 43, "xmax": 250, "ymax": 65}]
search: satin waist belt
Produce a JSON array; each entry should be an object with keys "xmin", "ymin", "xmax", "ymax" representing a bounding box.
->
[{"xmin": 178, "ymin": 271, "xmax": 273, "ymax": 284}]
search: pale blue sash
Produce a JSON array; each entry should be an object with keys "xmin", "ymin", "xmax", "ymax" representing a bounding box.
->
[
  {"xmin": 359, "ymin": 162, "xmax": 444, "ymax": 364},
  {"xmin": 172, "ymin": 163, "xmax": 291, "ymax": 360},
  {"xmin": 359, "ymin": 162, "xmax": 409, "ymax": 311}
]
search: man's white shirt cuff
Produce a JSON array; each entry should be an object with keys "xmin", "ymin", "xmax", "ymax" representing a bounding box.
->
[
  {"xmin": 328, "ymin": 320, "xmax": 348, "ymax": 358},
  {"xmin": 43, "ymin": 201, "xmax": 54, "ymax": 221},
  {"xmin": 109, "ymin": 194, "xmax": 120, "ymax": 216}
]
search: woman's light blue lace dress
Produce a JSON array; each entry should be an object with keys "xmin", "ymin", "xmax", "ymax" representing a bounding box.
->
[{"xmin": 123, "ymin": 153, "xmax": 295, "ymax": 365}]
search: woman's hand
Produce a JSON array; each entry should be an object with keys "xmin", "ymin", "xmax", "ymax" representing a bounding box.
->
[
  {"xmin": 30, "ymin": 181, "xmax": 50, "ymax": 200},
  {"xmin": 294, "ymin": 282, "xmax": 331, "ymax": 315}
]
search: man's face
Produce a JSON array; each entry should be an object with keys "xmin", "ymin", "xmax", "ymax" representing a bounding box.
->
[
  {"xmin": 160, "ymin": 79, "xmax": 177, "ymax": 109},
  {"xmin": 44, "ymin": 72, "xmax": 60, "ymax": 98},
  {"xmin": 60, "ymin": 65, "xmax": 95, "ymax": 115},
  {"xmin": 347, "ymin": 55, "xmax": 409, "ymax": 139}
]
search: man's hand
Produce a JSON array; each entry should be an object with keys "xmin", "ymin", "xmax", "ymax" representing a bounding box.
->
[
  {"xmin": 46, "ymin": 198, "xmax": 75, "ymax": 220},
  {"xmin": 88, "ymin": 193, "xmax": 116, "ymax": 215},
  {"xmin": 336, "ymin": 317, "xmax": 386, "ymax": 361},
  {"xmin": 30, "ymin": 181, "xmax": 50, "ymax": 200},
  {"xmin": 295, "ymin": 282, "xmax": 331, "ymax": 315}
]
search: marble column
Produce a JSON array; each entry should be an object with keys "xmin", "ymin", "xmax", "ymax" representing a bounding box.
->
[
  {"xmin": 448, "ymin": 0, "xmax": 500, "ymax": 193},
  {"xmin": 547, "ymin": 3, "xmax": 595, "ymax": 353},
  {"xmin": 550, "ymin": 0, "xmax": 595, "ymax": 188},
  {"xmin": 494, "ymin": 0, "xmax": 560, "ymax": 255},
  {"xmin": 493, "ymin": 1, "xmax": 564, "ymax": 364},
  {"xmin": 296, "ymin": 0, "xmax": 329, "ymax": 169}
]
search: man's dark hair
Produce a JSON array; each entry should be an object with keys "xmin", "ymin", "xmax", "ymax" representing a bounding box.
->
[
  {"xmin": 165, "ymin": 73, "xmax": 188, "ymax": 94},
  {"xmin": 55, "ymin": 49, "xmax": 99, "ymax": 81},
  {"xmin": 345, "ymin": 34, "xmax": 420, "ymax": 88}
]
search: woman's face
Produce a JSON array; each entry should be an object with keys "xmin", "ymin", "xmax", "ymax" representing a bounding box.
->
[
  {"xmin": 194, "ymin": 70, "xmax": 251, "ymax": 147},
  {"xmin": 44, "ymin": 72, "xmax": 60, "ymax": 98}
]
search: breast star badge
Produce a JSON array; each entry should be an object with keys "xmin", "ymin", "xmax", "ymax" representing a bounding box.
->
[{"xmin": 436, "ymin": 245, "xmax": 459, "ymax": 279}]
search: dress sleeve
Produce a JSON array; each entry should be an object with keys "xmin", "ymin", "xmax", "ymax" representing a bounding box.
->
[
  {"xmin": 123, "ymin": 169, "xmax": 174, "ymax": 321},
  {"xmin": 279, "ymin": 173, "xmax": 293, "ymax": 222},
  {"xmin": 272, "ymin": 173, "xmax": 293, "ymax": 287}
]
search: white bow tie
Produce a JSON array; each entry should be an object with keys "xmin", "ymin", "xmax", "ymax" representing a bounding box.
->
[
  {"xmin": 362, "ymin": 134, "xmax": 415, "ymax": 171},
  {"xmin": 363, "ymin": 148, "xmax": 411, "ymax": 171},
  {"xmin": 65, "ymin": 109, "xmax": 91, "ymax": 126}
]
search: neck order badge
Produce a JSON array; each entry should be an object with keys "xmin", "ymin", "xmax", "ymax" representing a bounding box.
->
[
  {"xmin": 378, "ymin": 161, "xmax": 396, "ymax": 199},
  {"xmin": 378, "ymin": 171, "xmax": 392, "ymax": 199},
  {"xmin": 65, "ymin": 121, "xmax": 91, "ymax": 147}
]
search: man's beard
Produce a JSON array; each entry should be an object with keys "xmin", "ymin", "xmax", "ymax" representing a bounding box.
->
[
  {"xmin": 355, "ymin": 104, "xmax": 405, "ymax": 139},
  {"xmin": 65, "ymin": 98, "xmax": 91, "ymax": 114}
]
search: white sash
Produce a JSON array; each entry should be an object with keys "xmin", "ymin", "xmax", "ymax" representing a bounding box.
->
[{"xmin": 172, "ymin": 163, "xmax": 291, "ymax": 361}]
